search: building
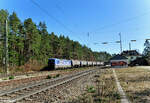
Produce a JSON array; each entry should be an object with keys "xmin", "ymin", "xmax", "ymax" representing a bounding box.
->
[
  {"xmin": 110, "ymin": 55, "xmax": 128, "ymax": 68},
  {"xmin": 121, "ymin": 50, "xmax": 141, "ymax": 64}
]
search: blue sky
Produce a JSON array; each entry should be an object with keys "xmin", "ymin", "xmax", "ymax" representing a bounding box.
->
[{"xmin": 1, "ymin": 0, "xmax": 150, "ymax": 54}]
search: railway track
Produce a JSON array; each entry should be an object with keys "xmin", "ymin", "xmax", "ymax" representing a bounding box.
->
[{"xmin": 0, "ymin": 68, "xmax": 98, "ymax": 103}]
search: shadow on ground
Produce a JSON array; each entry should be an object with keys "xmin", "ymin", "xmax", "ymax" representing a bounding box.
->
[{"xmin": 40, "ymin": 66, "xmax": 54, "ymax": 71}]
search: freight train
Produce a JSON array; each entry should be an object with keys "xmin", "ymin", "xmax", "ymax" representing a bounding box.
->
[{"xmin": 48, "ymin": 58, "xmax": 104, "ymax": 69}]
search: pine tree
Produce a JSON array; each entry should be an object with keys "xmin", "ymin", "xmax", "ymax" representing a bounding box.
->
[
  {"xmin": 9, "ymin": 12, "xmax": 23, "ymax": 66},
  {"xmin": 0, "ymin": 9, "xmax": 112, "ymax": 70},
  {"xmin": 0, "ymin": 9, "xmax": 9, "ymax": 66},
  {"xmin": 38, "ymin": 22, "xmax": 52, "ymax": 63},
  {"xmin": 143, "ymin": 40, "xmax": 150, "ymax": 58},
  {"xmin": 24, "ymin": 18, "xmax": 41, "ymax": 61},
  {"xmin": 49, "ymin": 32, "xmax": 60, "ymax": 58}
]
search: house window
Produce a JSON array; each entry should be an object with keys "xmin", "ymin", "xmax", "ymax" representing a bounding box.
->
[{"xmin": 131, "ymin": 57, "xmax": 134, "ymax": 59}]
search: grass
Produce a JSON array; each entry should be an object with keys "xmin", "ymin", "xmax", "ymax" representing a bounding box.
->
[
  {"xmin": 46, "ymin": 74, "xmax": 60, "ymax": 79},
  {"xmin": 115, "ymin": 67, "xmax": 150, "ymax": 103},
  {"xmin": 92, "ymin": 69, "xmax": 120, "ymax": 103},
  {"xmin": 62, "ymin": 67, "xmax": 92, "ymax": 72},
  {"xmin": 87, "ymin": 86, "xmax": 96, "ymax": 93},
  {"xmin": 2, "ymin": 78, "xmax": 8, "ymax": 80},
  {"xmin": 69, "ymin": 69, "xmax": 121, "ymax": 103},
  {"xmin": 53, "ymin": 74, "xmax": 60, "ymax": 78},
  {"xmin": 55, "ymin": 74, "xmax": 60, "ymax": 77}
]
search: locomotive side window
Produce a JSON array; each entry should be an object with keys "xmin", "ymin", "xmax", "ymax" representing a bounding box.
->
[{"xmin": 56, "ymin": 60, "xmax": 59, "ymax": 64}]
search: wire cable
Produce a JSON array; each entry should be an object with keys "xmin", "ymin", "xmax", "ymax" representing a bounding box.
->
[
  {"xmin": 30, "ymin": 0, "xmax": 73, "ymax": 33},
  {"xmin": 91, "ymin": 10, "xmax": 150, "ymax": 33},
  {"xmin": 30, "ymin": 0, "xmax": 88, "ymax": 46}
]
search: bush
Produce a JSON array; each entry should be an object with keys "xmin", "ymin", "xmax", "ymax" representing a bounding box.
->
[
  {"xmin": 113, "ymin": 92, "xmax": 121, "ymax": 99},
  {"xmin": 56, "ymin": 74, "xmax": 60, "ymax": 77},
  {"xmin": 53, "ymin": 74, "xmax": 60, "ymax": 78},
  {"xmin": 87, "ymin": 86, "xmax": 96, "ymax": 93},
  {"xmin": 9, "ymin": 76, "xmax": 15, "ymax": 80},
  {"xmin": 94, "ymin": 75, "xmax": 100, "ymax": 78},
  {"xmin": 47, "ymin": 75, "xmax": 52, "ymax": 79},
  {"xmin": 26, "ymin": 74, "xmax": 29, "ymax": 76}
]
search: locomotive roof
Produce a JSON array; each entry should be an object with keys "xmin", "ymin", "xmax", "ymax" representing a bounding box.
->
[
  {"xmin": 48, "ymin": 58, "xmax": 71, "ymax": 61},
  {"xmin": 48, "ymin": 58, "xmax": 58, "ymax": 60}
]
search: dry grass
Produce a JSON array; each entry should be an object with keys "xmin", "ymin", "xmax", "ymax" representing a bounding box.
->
[
  {"xmin": 93, "ymin": 69, "xmax": 120, "ymax": 103},
  {"xmin": 70, "ymin": 69, "xmax": 121, "ymax": 103},
  {"xmin": 63, "ymin": 67, "xmax": 92, "ymax": 72},
  {"xmin": 115, "ymin": 67, "xmax": 150, "ymax": 103},
  {"xmin": 0, "ymin": 60, "xmax": 46, "ymax": 74}
]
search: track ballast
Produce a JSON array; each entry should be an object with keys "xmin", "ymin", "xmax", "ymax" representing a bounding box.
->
[{"xmin": 0, "ymin": 68, "xmax": 98, "ymax": 103}]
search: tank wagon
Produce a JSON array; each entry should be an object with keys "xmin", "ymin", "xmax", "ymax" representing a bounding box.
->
[
  {"xmin": 81, "ymin": 61, "xmax": 87, "ymax": 67},
  {"xmin": 93, "ymin": 61, "xmax": 97, "ymax": 66},
  {"xmin": 88, "ymin": 61, "xmax": 93, "ymax": 66},
  {"xmin": 48, "ymin": 58, "xmax": 104, "ymax": 70},
  {"xmin": 71, "ymin": 60, "xmax": 81, "ymax": 67}
]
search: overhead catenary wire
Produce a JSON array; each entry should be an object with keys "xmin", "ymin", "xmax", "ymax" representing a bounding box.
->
[
  {"xmin": 91, "ymin": 10, "xmax": 150, "ymax": 33},
  {"xmin": 55, "ymin": 0, "xmax": 65, "ymax": 14},
  {"xmin": 30, "ymin": 0, "xmax": 150, "ymax": 33},
  {"xmin": 86, "ymin": 9, "xmax": 150, "ymax": 47},
  {"xmin": 91, "ymin": 10, "xmax": 150, "ymax": 50},
  {"xmin": 30, "ymin": 0, "xmax": 150, "ymax": 50},
  {"xmin": 29, "ymin": 0, "xmax": 87, "ymax": 46},
  {"xmin": 30, "ymin": 0, "xmax": 72, "ymax": 33}
]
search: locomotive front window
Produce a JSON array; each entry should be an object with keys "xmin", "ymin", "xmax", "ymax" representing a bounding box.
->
[{"xmin": 48, "ymin": 59, "xmax": 55, "ymax": 64}]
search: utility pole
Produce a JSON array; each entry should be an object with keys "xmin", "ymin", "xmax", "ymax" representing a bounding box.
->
[
  {"xmin": 4, "ymin": 20, "xmax": 9, "ymax": 74},
  {"xmin": 119, "ymin": 33, "xmax": 122, "ymax": 53},
  {"xmin": 87, "ymin": 32, "xmax": 90, "ymax": 46},
  {"xmin": 129, "ymin": 43, "xmax": 131, "ymax": 50}
]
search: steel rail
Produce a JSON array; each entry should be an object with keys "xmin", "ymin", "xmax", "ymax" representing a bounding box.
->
[
  {"xmin": 0, "ymin": 69, "xmax": 92, "ymax": 96},
  {"xmin": 0, "ymin": 69, "xmax": 96, "ymax": 103}
]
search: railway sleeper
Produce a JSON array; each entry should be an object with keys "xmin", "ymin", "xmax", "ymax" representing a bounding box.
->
[{"xmin": 0, "ymin": 69, "xmax": 97, "ymax": 103}]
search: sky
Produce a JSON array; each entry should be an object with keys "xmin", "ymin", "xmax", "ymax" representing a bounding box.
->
[{"xmin": 1, "ymin": 0, "xmax": 150, "ymax": 54}]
